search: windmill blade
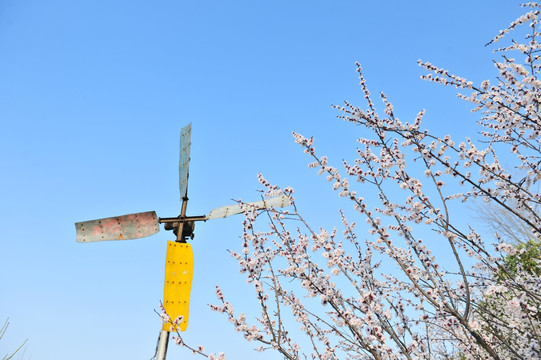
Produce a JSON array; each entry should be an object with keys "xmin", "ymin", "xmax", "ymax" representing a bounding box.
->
[
  {"xmin": 206, "ymin": 195, "xmax": 291, "ymax": 220},
  {"xmin": 179, "ymin": 123, "xmax": 192, "ymax": 201},
  {"xmin": 75, "ymin": 211, "xmax": 160, "ymax": 243}
]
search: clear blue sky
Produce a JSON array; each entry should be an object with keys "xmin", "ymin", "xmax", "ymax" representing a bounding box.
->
[{"xmin": 0, "ymin": 1, "xmax": 526, "ymax": 359}]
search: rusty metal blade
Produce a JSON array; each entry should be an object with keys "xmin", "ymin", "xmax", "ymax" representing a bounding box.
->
[
  {"xmin": 179, "ymin": 124, "xmax": 191, "ymax": 201},
  {"xmin": 75, "ymin": 211, "xmax": 160, "ymax": 243},
  {"xmin": 206, "ymin": 195, "xmax": 291, "ymax": 219}
]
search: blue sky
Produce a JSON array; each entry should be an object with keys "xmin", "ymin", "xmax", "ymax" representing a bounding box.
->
[{"xmin": 0, "ymin": 1, "xmax": 527, "ymax": 359}]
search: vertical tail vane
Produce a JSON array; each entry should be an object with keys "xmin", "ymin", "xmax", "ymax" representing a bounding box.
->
[
  {"xmin": 162, "ymin": 241, "xmax": 193, "ymax": 332},
  {"xmin": 179, "ymin": 123, "xmax": 191, "ymax": 201}
]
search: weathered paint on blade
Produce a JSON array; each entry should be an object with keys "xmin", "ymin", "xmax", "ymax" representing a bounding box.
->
[
  {"xmin": 179, "ymin": 123, "xmax": 191, "ymax": 200},
  {"xmin": 206, "ymin": 195, "xmax": 291, "ymax": 219},
  {"xmin": 75, "ymin": 211, "xmax": 160, "ymax": 243}
]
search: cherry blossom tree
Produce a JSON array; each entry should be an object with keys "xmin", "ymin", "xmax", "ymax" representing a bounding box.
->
[{"xmin": 170, "ymin": 4, "xmax": 541, "ymax": 359}]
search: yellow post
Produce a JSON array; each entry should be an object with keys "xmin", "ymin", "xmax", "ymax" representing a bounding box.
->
[{"xmin": 162, "ymin": 241, "xmax": 194, "ymax": 332}]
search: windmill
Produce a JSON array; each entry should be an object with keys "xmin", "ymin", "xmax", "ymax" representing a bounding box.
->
[{"xmin": 75, "ymin": 123, "xmax": 290, "ymax": 359}]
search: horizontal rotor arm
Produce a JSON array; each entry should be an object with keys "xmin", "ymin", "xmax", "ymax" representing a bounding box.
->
[{"xmin": 159, "ymin": 215, "xmax": 207, "ymax": 224}]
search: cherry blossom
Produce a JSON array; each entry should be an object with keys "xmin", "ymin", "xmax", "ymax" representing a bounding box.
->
[{"xmin": 173, "ymin": 5, "xmax": 541, "ymax": 360}]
